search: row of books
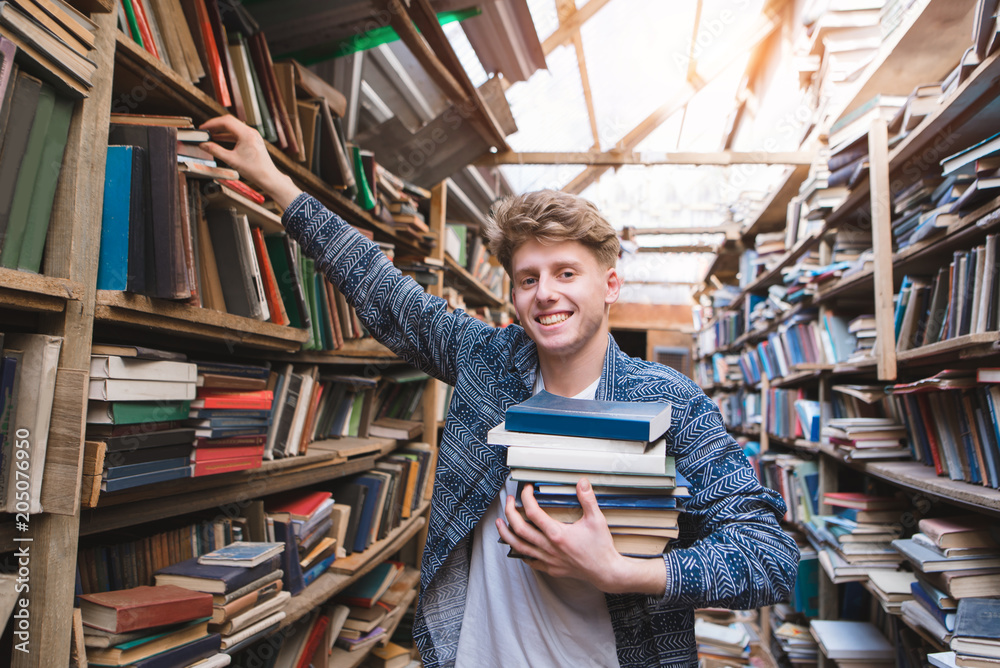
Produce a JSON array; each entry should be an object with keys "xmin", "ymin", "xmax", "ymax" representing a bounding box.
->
[
  {"xmin": 696, "ymin": 311, "xmax": 743, "ymax": 357},
  {"xmin": 78, "ymin": 446, "xmax": 432, "ymax": 599},
  {"xmin": 0, "ymin": 331, "xmax": 62, "ymax": 513},
  {"xmin": 888, "ymin": 370, "xmax": 1000, "ymax": 488},
  {"xmin": 82, "ymin": 343, "xmax": 434, "ymax": 494},
  {"xmin": 0, "ymin": 0, "xmax": 96, "ymax": 97},
  {"xmin": 709, "ymin": 387, "xmax": 761, "ymax": 434},
  {"xmin": 0, "ymin": 49, "xmax": 77, "ymax": 274},
  {"xmin": 893, "ymin": 237, "xmax": 1000, "ymax": 354}
]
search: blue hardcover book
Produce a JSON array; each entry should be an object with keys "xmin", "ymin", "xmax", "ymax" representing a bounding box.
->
[
  {"xmin": 271, "ymin": 519, "xmax": 304, "ymax": 595},
  {"xmin": 187, "ymin": 416, "xmax": 271, "ymax": 428},
  {"xmin": 104, "ymin": 455, "xmax": 191, "ymax": 480},
  {"xmin": 101, "ymin": 465, "xmax": 191, "ymax": 492},
  {"xmin": 978, "ymin": 387, "xmax": 1000, "ymax": 488},
  {"xmin": 154, "ymin": 555, "xmax": 281, "ymax": 595},
  {"xmin": 955, "ymin": 597, "xmax": 1000, "ymax": 639},
  {"xmin": 129, "ymin": 633, "xmax": 221, "ymax": 668},
  {"xmin": 194, "ymin": 425, "xmax": 270, "ymax": 439},
  {"xmin": 96, "ymin": 146, "xmax": 133, "ymax": 290},
  {"xmin": 192, "ymin": 360, "xmax": 272, "ymax": 380},
  {"xmin": 302, "ymin": 551, "xmax": 338, "ymax": 587},
  {"xmin": 352, "ymin": 474, "xmax": 385, "ymax": 553},
  {"xmin": 197, "ymin": 542, "xmax": 284, "ymax": 567},
  {"xmin": 529, "ymin": 494, "xmax": 685, "ymax": 510},
  {"xmin": 910, "ymin": 581, "xmax": 956, "ymax": 631},
  {"xmin": 504, "ymin": 391, "xmax": 672, "ymax": 442}
]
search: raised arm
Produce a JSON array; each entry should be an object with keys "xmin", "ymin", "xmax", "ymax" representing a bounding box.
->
[{"xmin": 199, "ymin": 115, "xmax": 483, "ymax": 384}]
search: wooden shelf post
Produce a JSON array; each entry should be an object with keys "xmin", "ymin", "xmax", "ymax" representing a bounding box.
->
[{"xmin": 868, "ymin": 118, "xmax": 897, "ymax": 382}]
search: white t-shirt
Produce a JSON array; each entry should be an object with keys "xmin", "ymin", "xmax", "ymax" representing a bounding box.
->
[{"xmin": 454, "ymin": 375, "xmax": 620, "ymax": 668}]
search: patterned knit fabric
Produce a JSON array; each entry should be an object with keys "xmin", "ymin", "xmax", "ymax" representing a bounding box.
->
[{"xmin": 284, "ymin": 193, "xmax": 799, "ymax": 668}]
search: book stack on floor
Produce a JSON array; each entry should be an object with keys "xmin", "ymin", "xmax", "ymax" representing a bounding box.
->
[
  {"xmin": 86, "ymin": 344, "xmax": 197, "ymax": 493},
  {"xmin": 493, "ymin": 391, "xmax": 685, "ymax": 558},
  {"xmin": 822, "ymin": 417, "xmax": 910, "ymax": 460},
  {"xmin": 950, "ymin": 598, "xmax": 1000, "ymax": 668},
  {"xmin": 0, "ymin": 332, "xmax": 62, "ymax": 514},
  {"xmin": 79, "ymin": 584, "xmax": 222, "ymax": 667},
  {"xmin": 265, "ymin": 490, "xmax": 339, "ymax": 594},
  {"xmin": 188, "ymin": 360, "xmax": 272, "ymax": 476},
  {"xmin": 154, "ymin": 544, "xmax": 286, "ymax": 654},
  {"xmin": 333, "ymin": 561, "xmax": 414, "ymax": 654},
  {"xmin": 895, "ymin": 516, "xmax": 1000, "ymax": 648},
  {"xmin": 812, "ymin": 494, "xmax": 908, "ymax": 583},
  {"xmin": 809, "ymin": 620, "xmax": 894, "ymax": 667}
]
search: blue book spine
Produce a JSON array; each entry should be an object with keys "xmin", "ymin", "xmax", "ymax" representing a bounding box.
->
[
  {"xmin": 96, "ymin": 146, "xmax": 132, "ymax": 290},
  {"xmin": 979, "ymin": 388, "xmax": 1000, "ymax": 488},
  {"xmin": 910, "ymin": 581, "xmax": 956, "ymax": 631},
  {"xmin": 102, "ymin": 465, "xmax": 191, "ymax": 492},
  {"xmin": 352, "ymin": 475, "xmax": 384, "ymax": 552},
  {"xmin": 105, "ymin": 455, "xmax": 191, "ymax": 480},
  {"xmin": 302, "ymin": 552, "xmax": 338, "ymax": 587}
]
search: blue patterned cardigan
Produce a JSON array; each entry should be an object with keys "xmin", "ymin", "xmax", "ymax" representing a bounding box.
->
[{"xmin": 284, "ymin": 194, "xmax": 799, "ymax": 667}]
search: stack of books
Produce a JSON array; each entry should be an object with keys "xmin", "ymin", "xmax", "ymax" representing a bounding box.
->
[
  {"xmin": 863, "ymin": 569, "xmax": 917, "ymax": 614},
  {"xmin": 153, "ymin": 543, "xmax": 286, "ymax": 653},
  {"xmin": 809, "ymin": 620, "xmax": 894, "ymax": 667},
  {"xmin": 950, "ymin": 598, "xmax": 1000, "ymax": 666},
  {"xmin": 491, "ymin": 391, "xmax": 687, "ymax": 558},
  {"xmin": 79, "ymin": 584, "xmax": 220, "ymax": 666},
  {"xmin": 894, "ymin": 517, "xmax": 1000, "ymax": 647},
  {"xmin": 271, "ymin": 604, "xmax": 350, "ymax": 667},
  {"xmin": 812, "ymin": 494, "xmax": 909, "ymax": 583},
  {"xmin": 822, "ymin": 417, "xmax": 910, "ymax": 460},
  {"xmin": 333, "ymin": 561, "xmax": 408, "ymax": 653},
  {"xmin": 772, "ymin": 621, "xmax": 819, "ymax": 666},
  {"xmin": 86, "ymin": 344, "xmax": 197, "ymax": 493},
  {"xmin": 694, "ymin": 617, "xmax": 752, "ymax": 666},
  {"xmin": 187, "ymin": 361, "xmax": 272, "ymax": 476},
  {"xmin": 265, "ymin": 490, "xmax": 340, "ymax": 593}
]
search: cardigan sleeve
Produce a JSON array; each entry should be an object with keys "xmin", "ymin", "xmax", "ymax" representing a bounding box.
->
[
  {"xmin": 657, "ymin": 392, "xmax": 800, "ymax": 610},
  {"xmin": 282, "ymin": 193, "xmax": 485, "ymax": 386}
]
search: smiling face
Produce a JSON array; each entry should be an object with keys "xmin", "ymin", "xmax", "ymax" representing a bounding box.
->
[{"xmin": 511, "ymin": 238, "xmax": 622, "ymax": 368}]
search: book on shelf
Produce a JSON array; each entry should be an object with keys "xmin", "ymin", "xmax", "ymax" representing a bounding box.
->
[
  {"xmin": 196, "ymin": 541, "xmax": 284, "ymax": 568},
  {"xmin": 153, "ymin": 554, "xmax": 281, "ymax": 595},
  {"xmin": 951, "ymin": 598, "xmax": 1000, "ymax": 659},
  {"xmin": 78, "ymin": 585, "xmax": 212, "ymax": 634},
  {"xmin": 83, "ymin": 619, "xmax": 215, "ymax": 666},
  {"xmin": 0, "ymin": 332, "xmax": 62, "ymax": 513}
]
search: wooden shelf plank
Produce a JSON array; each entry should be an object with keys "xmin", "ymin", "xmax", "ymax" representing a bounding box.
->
[
  {"xmin": 273, "ymin": 338, "xmax": 399, "ymax": 365},
  {"xmin": 94, "ymin": 290, "xmax": 310, "ymax": 351},
  {"xmin": 895, "ymin": 331, "xmax": 1000, "ymax": 363},
  {"xmin": 63, "ymin": 438, "xmax": 398, "ymax": 543},
  {"xmin": 0, "ymin": 267, "xmax": 83, "ymax": 312},
  {"xmin": 442, "ymin": 254, "xmax": 503, "ymax": 309},
  {"xmin": 279, "ymin": 502, "xmax": 429, "ymax": 630},
  {"xmin": 201, "ymin": 184, "xmax": 284, "ymax": 234}
]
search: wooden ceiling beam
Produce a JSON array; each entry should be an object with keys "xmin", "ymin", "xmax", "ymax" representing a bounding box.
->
[
  {"xmin": 561, "ymin": 12, "xmax": 781, "ymax": 195},
  {"xmin": 541, "ymin": 0, "xmax": 614, "ymax": 55},
  {"xmin": 479, "ymin": 150, "xmax": 813, "ymax": 166}
]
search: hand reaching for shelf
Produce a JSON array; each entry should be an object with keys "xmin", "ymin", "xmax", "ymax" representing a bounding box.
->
[{"xmin": 199, "ymin": 115, "xmax": 302, "ymax": 211}]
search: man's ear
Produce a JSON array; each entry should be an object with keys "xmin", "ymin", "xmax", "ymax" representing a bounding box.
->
[{"xmin": 605, "ymin": 267, "xmax": 622, "ymax": 305}]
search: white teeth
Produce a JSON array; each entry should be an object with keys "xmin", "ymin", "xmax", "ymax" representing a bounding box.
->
[{"xmin": 538, "ymin": 313, "xmax": 569, "ymax": 325}]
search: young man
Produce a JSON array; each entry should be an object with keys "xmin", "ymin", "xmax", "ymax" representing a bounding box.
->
[{"xmin": 201, "ymin": 115, "xmax": 799, "ymax": 667}]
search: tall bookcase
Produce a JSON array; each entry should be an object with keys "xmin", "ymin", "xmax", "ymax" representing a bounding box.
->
[
  {"xmin": 0, "ymin": 7, "xmax": 508, "ymax": 666},
  {"xmin": 697, "ymin": 0, "xmax": 1000, "ymax": 664}
]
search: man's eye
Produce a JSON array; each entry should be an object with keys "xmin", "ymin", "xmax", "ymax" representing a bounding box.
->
[{"xmin": 560, "ymin": 271, "xmax": 575, "ymax": 279}]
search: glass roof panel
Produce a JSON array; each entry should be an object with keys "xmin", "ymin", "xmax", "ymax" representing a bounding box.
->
[
  {"xmin": 579, "ymin": 0, "xmax": 698, "ymax": 151},
  {"xmin": 527, "ymin": 0, "xmax": 560, "ymax": 43},
  {"xmin": 445, "ymin": 21, "xmax": 489, "ymax": 88},
  {"xmin": 499, "ymin": 164, "xmax": 588, "ymax": 194}
]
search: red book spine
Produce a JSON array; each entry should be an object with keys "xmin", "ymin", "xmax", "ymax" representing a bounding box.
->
[
  {"xmin": 220, "ymin": 179, "xmax": 265, "ymax": 204},
  {"xmin": 193, "ymin": 444, "xmax": 265, "ymax": 462},
  {"xmin": 128, "ymin": 0, "xmax": 160, "ymax": 59},
  {"xmin": 295, "ymin": 614, "xmax": 330, "ymax": 668},
  {"xmin": 191, "ymin": 0, "xmax": 231, "ymax": 107},
  {"xmin": 192, "ymin": 454, "xmax": 262, "ymax": 477},
  {"xmin": 916, "ymin": 393, "xmax": 946, "ymax": 476}
]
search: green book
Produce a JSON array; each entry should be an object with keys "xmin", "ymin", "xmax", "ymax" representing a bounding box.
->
[
  {"xmin": 87, "ymin": 400, "xmax": 192, "ymax": 425},
  {"xmin": 301, "ymin": 256, "xmax": 320, "ymax": 350},
  {"xmin": 0, "ymin": 71, "xmax": 41, "ymax": 255},
  {"xmin": 16, "ymin": 94, "xmax": 75, "ymax": 273},
  {"xmin": 0, "ymin": 81, "xmax": 54, "ymax": 268},
  {"xmin": 351, "ymin": 145, "xmax": 376, "ymax": 211},
  {"xmin": 347, "ymin": 390, "xmax": 365, "ymax": 436},
  {"xmin": 314, "ymin": 271, "xmax": 333, "ymax": 350},
  {"xmin": 240, "ymin": 33, "xmax": 276, "ymax": 144}
]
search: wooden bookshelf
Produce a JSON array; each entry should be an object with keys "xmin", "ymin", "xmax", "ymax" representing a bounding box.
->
[
  {"xmin": 280, "ymin": 502, "xmax": 429, "ymax": 630},
  {"xmin": 0, "ymin": 266, "xmax": 84, "ymax": 312},
  {"xmin": 741, "ymin": 164, "xmax": 810, "ymax": 240},
  {"xmin": 443, "ymin": 254, "xmax": 504, "ymax": 308},
  {"xmin": 93, "ymin": 290, "xmax": 311, "ymax": 351}
]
